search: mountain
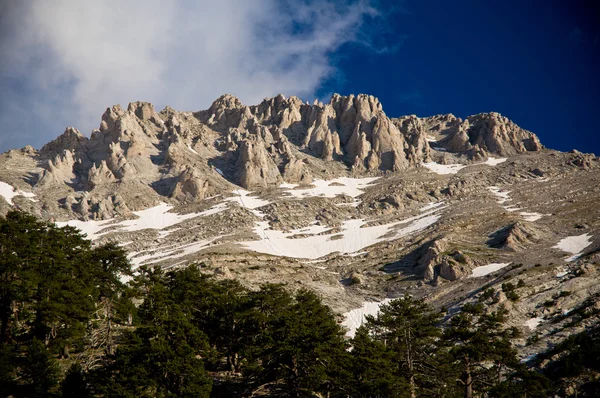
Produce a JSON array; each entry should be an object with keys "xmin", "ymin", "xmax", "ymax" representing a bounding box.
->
[{"xmin": 1, "ymin": 93, "xmax": 599, "ymax": 361}]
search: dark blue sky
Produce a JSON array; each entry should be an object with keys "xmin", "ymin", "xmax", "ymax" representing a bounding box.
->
[{"xmin": 319, "ymin": 0, "xmax": 600, "ymax": 154}]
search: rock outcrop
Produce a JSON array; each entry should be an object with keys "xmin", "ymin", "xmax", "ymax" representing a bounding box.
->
[{"xmin": 488, "ymin": 222, "xmax": 540, "ymax": 251}]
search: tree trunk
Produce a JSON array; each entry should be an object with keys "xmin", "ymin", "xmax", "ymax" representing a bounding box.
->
[
  {"xmin": 465, "ymin": 358, "xmax": 472, "ymax": 398},
  {"xmin": 406, "ymin": 329, "xmax": 416, "ymax": 398}
]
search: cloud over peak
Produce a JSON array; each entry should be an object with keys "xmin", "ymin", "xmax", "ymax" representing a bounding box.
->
[{"xmin": 0, "ymin": 0, "xmax": 385, "ymax": 151}]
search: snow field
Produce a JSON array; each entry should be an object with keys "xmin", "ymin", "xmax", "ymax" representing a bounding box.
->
[{"xmin": 240, "ymin": 205, "xmax": 444, "ymax": 260}]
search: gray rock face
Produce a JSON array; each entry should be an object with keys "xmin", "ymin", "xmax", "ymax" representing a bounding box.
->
[
  {"xmin": 488, "ymin": 222, "xmax": 541, "ymax": 252},
  {"xmin": 422, "ymin": 112, "xmax": 541, "ymax": 156}
]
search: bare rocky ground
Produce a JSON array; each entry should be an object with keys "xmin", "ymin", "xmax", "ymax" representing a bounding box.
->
[{"xmin": 1, "ymin": 93, "xmax": 598, "ymax": 362}]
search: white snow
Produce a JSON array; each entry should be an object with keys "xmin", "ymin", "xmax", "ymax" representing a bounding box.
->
[
  {"xmin": 426, "ymin": 135, "xmax": 438, "ymax": 142},
  {"xmin": 520, "ymin": 353, "xmax": 538, "ymax": 363},
  {"xmin": 431, "ymin": 146, "xmax": 447, "ymax": 152},
  {"xmin": 335, "ymin": 200, "xmax": 361, "ymax": 207},
  {"xmin": 117, "ymin": 203, "xmax": 203, "ymax": 233},
  {"xmin": 215, "ymin": 168, "xmax": 225, "ymax": 176},
  {"xmin": 279, "ymin": 182, "xmax": 299, "ymax": 189},
  {"xmin": 488, "ymin": 187, "xmax": 546, "ymax": 222},
  {"xmin": 56, "ymin": 202, "xmax": 228, "ymax": 240},
  {"xmin": 519, "ymin": 212, "xmax": 543, "ymax": 222},
  {"xmin": 420, "ymin": 201, "xmax": 445, "ymax": 212},
  {"xmin": 422, "ymin": 162, "xmax": 467, "ymax": 175},
  {"xmin": 55, "ymin": 218, "xmax": 116, "ymax": 241},
  {"xmin": 342, "ymin": 299, "xmax": 393, "ymax": 338},
  {"xmin": 187, "ymin": 145, "xmax": 199, "ymax": 155},
  {"xmin": 421, "ymin": 157, "xmax": 506, "ymax": 175},
  {"xmin": 484, "ymin": 157, "xmax": 508, "ymax": 166},
  {"xmin": 225, "ymin": 190, "xmax": 270, "ymax": 216},
  {"xmin": 488, "ymin": 186, "xmax": 511, "ymax": 204},
  {"xmin": 281, "ymin": 177, "xmax": 379, "ymax": 199},
  {"xmin": 555, "ymin": 268, "xmax": 569, "ymax": 278},
  {"xmin": 524, "ymin": 317, "xmax": 543, "ymax": 330},
  {"xmin": 553, "ymin": 233, "xmax": 593, "ymax": 262},
  {"xmin": 469, "ymin": 262, "xmax": 511, "ymax": 278},
  {"xmin": 128, "ymin": 236, "xmax": 223, "ymax": 266},
  {"xmin": 0, "ymin": 181, "xmax": 37, "ymax": 205}
]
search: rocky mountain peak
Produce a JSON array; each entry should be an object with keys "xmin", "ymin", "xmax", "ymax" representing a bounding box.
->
[{"xmin": 40, "ymin": 127, "xmax": 88, "ymax": 156}]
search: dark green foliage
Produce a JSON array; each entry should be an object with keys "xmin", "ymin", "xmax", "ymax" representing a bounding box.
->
[
  {"xmin": 443, "ymin": 304, "xmax": 521, "ymax": 398},
  {"xmin": 249, "ymin": 288, "xmax": 350, "ymax": 397},
  {"xmin": 480, "ymin": 287, "xmax": 495, "ymax": 301},
  {"xmin": 365, "ymin": 296, "xmax": 444, "ymax": 397},
  {"xmin": 106, "ymin": 266, "xmax": 212, "ymax": 397},
  {"xmin": 22, "ymin": 338, "xmax": 61, "ymax": 397},
  {"xmin": 349, "ymin": 326, "xmax": 406, "ymax": 397},
  {"xmin": 489, "ymin": 369, "xmax": 552, "ymax": 398},
  {"xmin": 61, "ymin": 363, "xmax": 91, "ymax": 398}
]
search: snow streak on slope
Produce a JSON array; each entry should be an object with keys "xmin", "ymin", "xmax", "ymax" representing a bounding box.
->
[
  {"xmin": 487, "ymin": 186, "xmax": 544, "ymax": 222},
  {"xmin": 342, "ymin": 299, "xmax": 393, "ymax": 338},
  {"xmin": 128, "ymin": 236, "xmax": 223, "ymax": 266},
  {"xmin": 553, "ymin": 234, "xmax": 593, "ymax": 262},
  {"xmin": 0, "ymin": 181, "xmax": 37, "ymax": 205},
  {"xmin": 56, "ymin": 202, "xmax": 228, "ymax": 240}
]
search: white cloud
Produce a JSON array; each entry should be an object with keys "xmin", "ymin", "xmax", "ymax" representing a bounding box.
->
[{"xmin": 0, "ymin": 0, "xmax": 382, "ymax": 150}]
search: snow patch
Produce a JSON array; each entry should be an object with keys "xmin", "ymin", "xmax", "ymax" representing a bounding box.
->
[
  {"xmin": 422, "ymin": 162, "xmax": 467, "ymax": 175},
  {"xmin": 342, "ymin": 299, "xmax": 393, "ymax": 338},
  {"xmin": 555, "ymin": 268, "xmax": 569, "ymax": 278},
  {"xmin": 187, "ymin": 145, "xmax": 198, "ymax": 155},
  {"xmin": 484, "ymin": 157, "xmax": 507, "ymax": 166},
  {"xmin": 488, "ymin": 186, "xmax": 511, "ymax": 204},
  {"xmin": 524, "ymin": 317, "xmax": 543, "ymax": 330},
  {"xmin": 469, "ymin": 262, "xmax": 511, "ymax": 278},
  {"xmin": 519, "ymin": 212, "xmax": 543, "ymax": 222},
  {"xmin": 553, "ymin": 234, "xmax": 593, "ymax": 262},
  {"xmin": 0, "ymin": 181, "xmax": 37, "ymax": 205}
]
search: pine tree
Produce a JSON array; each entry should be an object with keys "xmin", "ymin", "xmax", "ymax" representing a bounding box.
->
[
  {"xmin": 350, "ymin": 325, "xmax": 407, "ymax": 397},
  {"xmin": 366, "ymin": 296, "xmax": 443, "ymax": 398},
  {"xmin": 443, "ymin": 303, "xmax": 519, "ymax": 398},
  {"xmin": 106, "ymin": 266, "xmax": 212, "ymax": 397},
  {"xmin": 22, "ymin": 338, "xmax": 61, "ymax": 398},
  {"xmin": 252, "ymin": 288, "xmax": 349, "ymax": 397},
  {"xmin": 61, "ymin": 363, "xmax": 91, "ymax": 398}
]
